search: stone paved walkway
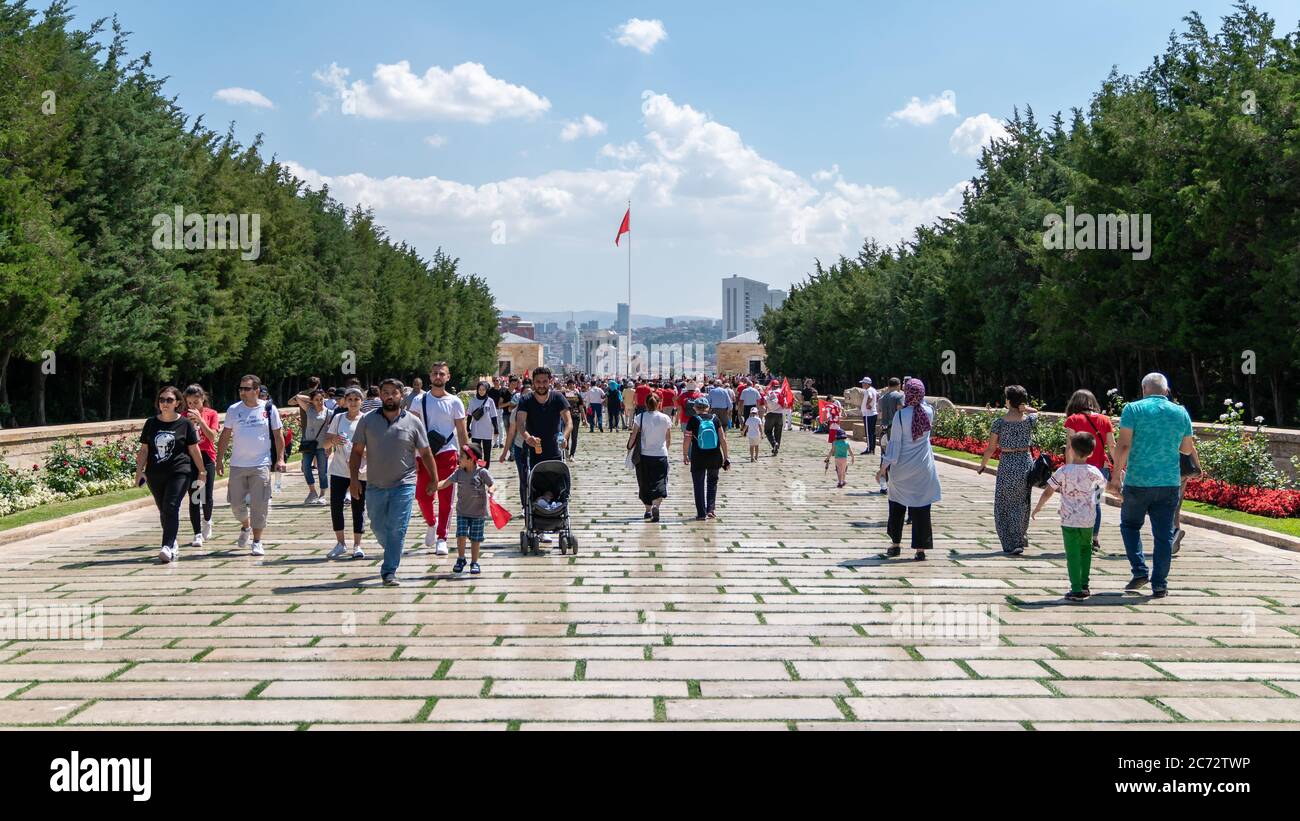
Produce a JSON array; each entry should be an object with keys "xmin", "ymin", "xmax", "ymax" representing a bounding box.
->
[{"xmin": 3, "ymin": 427, "xmax": 1300, "ymax": 730}]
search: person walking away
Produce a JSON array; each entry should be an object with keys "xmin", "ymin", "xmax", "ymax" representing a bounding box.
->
[
  {"xmin": 292, "ymin": 388, "xmax": 334, "ymax": 506},
  {"xmin": 411, "ymin": 362, "xmax": 469, "ymax": 556},
  {"xmin": 324, "ymin": 387, "xmax": 368, "ymax": 560},
  {"xmin": 361, "ymin": 386, "xmax": 382, "ymax": 414},
  {"xmin": 763, "ymin": 381, "xmax": 784, "ymax": 455},
  {"xmin": 436, "ymin": 444, "xmax": 496, "ymax": 576},
  {"xmin": 684, "ymin": 396, "xmax": 730, "ymax": 520},
  {"xmin": 468, "ymin": 382, "xmax": 499, "ymax": 464},
  {"xmin": 875, "ymin": 379, "xmax": 941, "ymax": 561},
  {"xmin": 137, "ymin": 386, "xmax": 206, "ymax": 563},
  {"xmin": 978, "ymin": 385, "xmax": 1038, "ymax": 556},
  {"xmin": 507, "ymin": 382, "xmax": 533, "ymax": 505},
  {"xmin": 707, "ymin": 380, "xmax": 732, "ymax": 431},
  {"xmin": 350, "ymin": 380, "xmax": 439, "ymax": 587},
  {"xmin": 1173, "ymin": 437, "xmax": 1202, "ymax": 556},
  {"xmin": 744, "ymin": 408, "xmax": 763, "ymax": 461},
  {"xmin": 860, "ymin": 377, "xmax": 879, "ymax": 455},
  {"xmin": 659, "ymin": 381, "xmax": 679, "ymax": 425},
  {"xmin": 498, "ymin": 377, "xmax": 520, "ymax": 446},
  {"xmin": 624, "ymin": 380, "xmax": 638, "ymax": 426},
  {"xmin": 181, "ymin": 385, "xmax": 220, "ymax": 547},
  {"xmin": 1063, "ymin": 389, "xmax": 1116, "ymax": 553},
  {"xmin": 216, "ymin": 375, "xmax": 286, "ymax": 557},
  {"xmin": 1107, "ymin": 373, "xmax": 1196, "ymax": 599},
  {"xmin": 826, "ymin": 429, "xmax": 855, "ymax": 488},
  {"xmin": 584, "ymin": 381, "xmax": 606, "ymax": 432},
  {"xmin": 1032, "ymin": 432, "xmax": 1108, "ymax": 600},
  {"xmin": 629, "ymin": 393, "xmax": 672, "ymax": 522},
  {"xmin": 606, "ymin": 378, "xmax": 624, "ymax": 432},
  {"xmin": 739, "ymin": 381, "xmax": 761, "ymax": 429},
  {"xmin": 563, "ymin": 381, "xmax": 584, "ymax": 459}
]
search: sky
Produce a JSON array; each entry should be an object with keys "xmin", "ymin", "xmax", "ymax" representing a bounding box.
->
[{"xmin": 68, "ymin": 0, "xmax": 1300, "ymax": 317}]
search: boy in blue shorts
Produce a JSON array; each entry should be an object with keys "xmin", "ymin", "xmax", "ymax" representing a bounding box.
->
[{"xmin": 437, "ymin": 444, "xmax": 496, "ymax": 576}]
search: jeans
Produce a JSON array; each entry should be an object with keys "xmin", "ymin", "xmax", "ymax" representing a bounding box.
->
[
  {"xmin": 690, "ymin": 466, "xmax": 719, "ymax": 517},
  {"xmin": 589, "ymin": 404, "xmax": 603, "ymax": 432},
  {"xmin": 367, "ymin": 483, "xmax": 416, "ymax": 579},
  {"xmin": 1093, "ymin": 466, "xmax": 1111, "ymax": 537},
  {"xmin": 302, "ymin": 448, "xmax": 329, "ymax": 490},
  {"xmin": 1120, "ymin": 485, "xmax": 1179, "ymax": 590},
  {"xmin": 865, "ymin": 416, "xmax": 877, "ymax": 453}
]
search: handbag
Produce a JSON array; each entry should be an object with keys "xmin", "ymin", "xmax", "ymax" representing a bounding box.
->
[
  {"xmin": 629, "ymin": 413, "xmax": 644, "ymax": 466},
  {"xmin": 1180, "ymin": 452, "xmax": 1201, "ymax": 477},
  {"xmin": 299, "ymin": 410, "xmax": 329, "ymax": 453},
  {"xmin": 1027, "ymin": 452, "xmax": 1054, "ymax": 489}
]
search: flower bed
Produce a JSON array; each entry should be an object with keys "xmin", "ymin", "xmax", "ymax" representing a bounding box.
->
[
  {"xmin": 1, "ymin": 436, "xmax": 138, "ymax": 518},
  {"xmin": 1183, "ymin": 477, "xmax": 1300, "ymax": 519},
  {"xmin": 931, "ymin": 436, "xmax": 1065, "ymax": 470}
]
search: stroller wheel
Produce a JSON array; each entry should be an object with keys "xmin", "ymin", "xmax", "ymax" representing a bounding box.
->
[
  {"xmin": 569, "ymin": 534, "xmax": 579, "ymax": 552},
  {"xmin": 528, "ymin": 535, "xmax": 539, "ymax": 555},
  {"xmin": 558, "ymin": 534, "xmax": 570, "ymax": 553},
  {"xmin": 520, "ymin": 531, "xmax": 530, "ymax": 554}
]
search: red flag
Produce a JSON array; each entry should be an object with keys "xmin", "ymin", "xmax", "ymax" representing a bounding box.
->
[
  {"xmin": 780, "ymin": 378, "xmax": 794, "ymax": 409},
  {"xmin": 615, "ymin": 208, "xmax": 630, "ymax": 246}
]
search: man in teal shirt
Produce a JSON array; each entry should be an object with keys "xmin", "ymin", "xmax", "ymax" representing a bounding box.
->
[{"xmin": 1107, "ymin": 373, "xmax": 1196, "ymax": 598}]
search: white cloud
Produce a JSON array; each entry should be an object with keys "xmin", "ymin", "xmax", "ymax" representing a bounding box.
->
[
  {"xmin": 887, "ymin": 90, "xmax": 957, "ymax": 125},
  {"xmin": 812, "ymin": 164, "xmax": 840, "ymax": 183},
  {"xmin": 560, "ymin": 115, "xmax": 608, "ymax": 142},
  {"xmin": 314, "ymin": 61, "xmax": 550, "ymax": 123},
  {"xmin": 285, "ymin": 90, "xmax": 966, "ymax": 265},
  {"xmin": 949, "ymin": 113, "xmax": 1009, "ymax": 157},
  {"xmin": 614, "ymin": 18, "xmax": 667, "ymax": 54},
  {"xmin": 425, "ymin": 134, "xmax": 448, "ymax": 149},
  {"xmin": 214, "ymin": 87, "xmax": 275, "ymax": 109}
]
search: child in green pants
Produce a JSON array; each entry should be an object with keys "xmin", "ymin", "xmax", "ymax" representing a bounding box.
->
[{"xmin": 1032, "ymin": 432, "xmax": 1108, "ymax": 601}]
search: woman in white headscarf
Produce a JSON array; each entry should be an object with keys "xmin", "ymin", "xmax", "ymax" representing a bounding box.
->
[{"xmin": 875, "ymin": 378, "xmax": 941, "ymax": 561}]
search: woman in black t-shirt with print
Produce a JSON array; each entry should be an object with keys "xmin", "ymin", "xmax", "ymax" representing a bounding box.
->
[{"xmin": 135, "ymin": 385, "xmax": 205, "ymax": 565}]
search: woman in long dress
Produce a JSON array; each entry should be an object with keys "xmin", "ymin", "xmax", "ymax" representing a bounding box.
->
[{"xmin": 875, "ymin": 378, "xmax": 941, "ymax": 561}]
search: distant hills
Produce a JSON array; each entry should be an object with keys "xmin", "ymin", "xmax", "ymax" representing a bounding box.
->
[{"xmin": 500, "ymin": 310, "xmax": 720, "ymax": 329}]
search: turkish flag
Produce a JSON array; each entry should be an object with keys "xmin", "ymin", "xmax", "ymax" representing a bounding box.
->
[
  {"xmin": 780, "ymin": 378, "xmax": 795, "ymax": 409},
  {"xmin": 615, "ymin": 208, "xmax": 630, "ymax": 246}
]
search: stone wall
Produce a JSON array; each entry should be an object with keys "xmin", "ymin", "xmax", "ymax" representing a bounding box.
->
[
  {"xmin": 717, "ymin": 342, "xmax": 767, "ymax": 375},
  {"xmin": 497, "ymin": 342, "xmax": 544, "ymax": 374}
]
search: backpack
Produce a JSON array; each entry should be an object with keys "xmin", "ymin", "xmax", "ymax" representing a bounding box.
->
[{"xmin": 696, "ymin": 415, "xmax": 719, "ymax": 451}]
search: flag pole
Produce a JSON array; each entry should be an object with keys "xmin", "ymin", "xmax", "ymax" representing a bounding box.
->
[{"xmin": 626, "ymin": 199, "xmax": 633, "ymax": 379}]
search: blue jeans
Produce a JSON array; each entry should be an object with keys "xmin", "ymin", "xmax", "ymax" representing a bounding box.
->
[
  {"xmin": 302, "ymin": 448, "xmax": 329, "ymax": 490},
  {"xmin": 366, "ymin": 484, "xmax": 416, "ymax": 579},
  {"xmin": 1093, "ymin": 466, "xmax": 1111, "ymax": 536},
  {"xmin": 589, "ymin": 404, "xmax": 603, "ymax": 432},
  {"xmin": 1120, "ymin": 485, "xmax": 1179, "ymax": 590}
]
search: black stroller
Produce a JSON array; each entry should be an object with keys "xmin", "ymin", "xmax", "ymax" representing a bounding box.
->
[
  {"xmin": 520, "ymin": 460, "xmax": 578, "ymax": 556},
  {"xmin": 800, "ymin": 400, "xmax": 817, "ymax": 430}
]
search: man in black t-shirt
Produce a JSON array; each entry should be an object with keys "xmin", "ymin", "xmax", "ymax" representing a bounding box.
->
[{"xmin": 503, "ymin": 368, "xmax": 572, "ymax": 470}]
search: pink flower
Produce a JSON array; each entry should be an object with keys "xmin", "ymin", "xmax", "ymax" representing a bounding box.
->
[
  {"xmin": 85, "ymin": 440, "xmax": 94, "ymax": 446},
  {"xmin": 78, "ymin": 467, "xmax": 87, "ymax": 476}
]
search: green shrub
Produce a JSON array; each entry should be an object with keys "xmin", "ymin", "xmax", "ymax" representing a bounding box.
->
[{"xmin": 1197, "ymin": 401, "xmax": 1289, "ymax": 490}]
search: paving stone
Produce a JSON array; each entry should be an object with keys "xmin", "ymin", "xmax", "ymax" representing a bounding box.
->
[
  {"xmin": 666, "ymin": 698, "xmax": 843, "ymax": 721},
  {"xmin": 1050, "ymin": 680, "xmax": 1283, "ymax": 698},
  {"xmin": 1159, "ymin": 698, "xmax": 1300, "ymax": 722},
  {"xmin": 854, "ymin": 679, "xmax": 1053, "ymax": 697},
  {"xmin": 845, "ymin": 697, "xmax": 1171, "ymax": 722},
  {"xmin": 793, "ymin": 660, "xmax": 970, "ymax": 680},
  {"xmin": 1041, "ymin": 660, "xmax": 1167, "ymax": 679},
  {"xmin": 427, "ymin": 698, "xmax": 654, "ymax": 722},
  {"xmin": 0, "ymin": 700, "xmax": 86, "ymax": 725},
  {"xmin": 68, "ymin": 699, "xmax": 423, "ymax": 724}
]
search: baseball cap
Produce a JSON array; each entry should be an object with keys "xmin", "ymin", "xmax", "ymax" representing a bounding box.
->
[
  {"xmin": 860, "ymin": 377, "xmax": 873, "ymax": 386},
  {"xmin": 693, "ymin": 396, "xmax": 710, "ymax": 408}
]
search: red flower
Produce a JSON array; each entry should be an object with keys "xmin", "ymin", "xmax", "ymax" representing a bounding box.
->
[
  {"xmin": 85, "ymin": 440, "xmax": 94, "ymax": 446},
  {"xmin": 78, "ymin": 467, "xmax": 88, "ymax": 476},
  {"xmin": 32, "ymin": 464, "xmax": 39, "ymax": 471}
]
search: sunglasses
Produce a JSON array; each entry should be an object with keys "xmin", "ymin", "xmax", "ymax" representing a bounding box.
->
[
  {"xmin": 158, "ymin": 396, "xmax": 178, "ymax": 404},
  {"xmin": 238, "ymin": 386, "xmax": 256, "ymax": 392}
]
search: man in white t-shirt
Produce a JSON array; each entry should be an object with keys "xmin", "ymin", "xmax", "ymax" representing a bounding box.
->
[
  {"xmin": 216, "ymin": 374, "xmax": 285, "ymax": 557},
  {"xmin": 583, "ymin": 383, "xmax": 606, "ymax": 432},
  {"xmin": 860, "ymin": 377, "xmax": 879, "ymax": 455},
  {"xmin": 762, "ymin": 382, "xmax": 784, "ymax": 456},
  {"xmin": 409, "ymin": 362, "xmax": 469, "ymax": 555}
]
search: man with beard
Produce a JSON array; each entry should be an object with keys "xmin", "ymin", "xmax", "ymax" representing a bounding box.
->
[
  {"xmin": 349, "ymin": 380, "xmax": 439, "ymax": 587},
  {"xmin": 501, "ymin": 368, "xmax": 572, "ymax": 542},
  {"xmin": 410, "ymin": 362, "xmax": 470, "ymax": 556}
]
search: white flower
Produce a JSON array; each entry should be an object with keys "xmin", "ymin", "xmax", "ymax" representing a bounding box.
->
[
  {"xmin": 1108, "ymin": 389, "xmax": 1118, "ymax": 396},
  {"xmin": 1255, "ymin": 416, "xmax": 1265, "ymax": 424},
  {"xmin": 1224, "ymin": 399, "xmax": 1233, "ymax": 406},
  {"xmin": 1235, "ymin": 402, "xmax": 1244, "ymax": 409},
  {"xmin": 1219, "ymin": 414, "xmax": 1229, "ymax": 422}
]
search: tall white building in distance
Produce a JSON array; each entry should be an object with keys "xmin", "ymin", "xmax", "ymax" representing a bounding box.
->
[
  {"xmin": 616, "ymin": 303, "xmax": 630, "ymax": 334},
  {"xmin": 723, "ymin": 275, "xmax": 786, "ymax": 338}
]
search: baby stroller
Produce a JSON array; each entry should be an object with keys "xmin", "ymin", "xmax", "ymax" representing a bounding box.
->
[
  {"xmin": 800, "ymin": 400, "xmax": 817, "ymax": 430},
  {"xmin": 520, "ymin": 459, "xmax": 578, "ymax": 556}
]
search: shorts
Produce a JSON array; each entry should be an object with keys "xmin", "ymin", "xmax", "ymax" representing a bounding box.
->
[{"xmin": 456, "ymin": 515, "xmax": 486, "ymax": 542}]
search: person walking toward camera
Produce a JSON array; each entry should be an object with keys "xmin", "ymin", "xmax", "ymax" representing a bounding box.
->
[
  {"xmin": 181, "ymin": 385, "xmax": 220, "ymax": 548},
  {"xmin": 323, "ymin": 387, "xmax": 368, "ymax": 560},
  {"xmin": 467, "ymin": 381, "xmax": 500, "ymax": 465},
  {"xmin": 436, "ymin": 444, "xmax": 496, "ymax": 577},
  {"xmin": 1108, "ymin": 373, "xmax": 1196, "ymax": 599},
  {"xmin": 411, "ymin": 362, "xmax": 469, "ymax": 556},
  {"xmin": 350, "ymin": 380, "xmax": 440, "ymax": 587},
  {"xmin": 137, "ymin": 386, "xmax": 206, "ymax": 564},
  {"xmin": 217, "ymin": 375, "xmax": 286, "ymax": 557},
  {"xmin": 875, "ymin": 378, "xmax": 940, "ymax": 561},
  {"xmin": 291, "ymin": 387, "xmax": 334, "ymax": 506},
  {"xmin": 978, "ymin": 385, "xmax": 1038, "ymax": 556}
]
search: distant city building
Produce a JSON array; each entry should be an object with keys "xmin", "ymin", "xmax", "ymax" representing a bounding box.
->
[
  {"xmin": 497, "ymin": 315, "xmax": 535, "ymax": 340},
  {"xmin": 580, "ymin": 320, "xmax": 600, "ymax": 332},
  {"xmin": 565, "ymin": 320, "xmax": 576, "ymax": 334},
  {"xmin": 723, "ymin": 276, "xmax": 786, "ymax": 338},
  {"xmin": 616, "ymin": 303, "xmax": 630, "ymax": 334},
  {"xmin": 580, "ymin": 329, "xmax": 620, "ymax": 374},
  {"xmin": 665, "ymin": 317, "xmax": 674, "ymax": 328},
  {"xmin": 541, "ymin": 322, "xmax": 559, "ymax": 335}
]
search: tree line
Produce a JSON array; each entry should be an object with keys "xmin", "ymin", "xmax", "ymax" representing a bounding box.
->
[
  {"xmin": 0, "ymin": 1, "xmax": 499, "ymax": 427},
  {"xmin": 760, "ymin": 3, "xmax": 1300, "ymax": 426}
]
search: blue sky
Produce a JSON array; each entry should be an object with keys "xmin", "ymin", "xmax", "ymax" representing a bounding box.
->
[{"xmin": 70, "ymin": 0, "xmax": 1300, "ymax": 317}]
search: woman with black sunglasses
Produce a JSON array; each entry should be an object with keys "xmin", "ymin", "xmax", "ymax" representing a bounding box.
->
[{"xmin": 135, "ymin": 386, "xmax": 206, "ymax": 564}]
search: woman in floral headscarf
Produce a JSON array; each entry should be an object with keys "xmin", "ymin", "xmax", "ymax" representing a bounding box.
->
[{"xmin": 875, "ymin": 378, "xmax": 941, "ymax": 561}]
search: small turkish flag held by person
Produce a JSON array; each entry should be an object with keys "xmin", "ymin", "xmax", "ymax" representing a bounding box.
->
[
  {"xmin": 615, "ymin": 208, "xmax": 630, "ymax": 246},
  {"xmin": 490, "ymin": 497, "xmax": 513, "ymax": 530}
]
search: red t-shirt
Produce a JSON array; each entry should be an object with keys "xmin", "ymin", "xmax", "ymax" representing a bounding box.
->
[
  {"xmin": 1064, "ymin": 412, "xmax": 1114, "ymax": 470},
  {"xmin": 189, "ymin": 407, "xmax": 221, "ymax": 462},
  {"xmin": 634, "ymin": 384, "xmax": 654, "ymax": 408},
  {"xmin": 659, "ymin": 388, "xmax": 678, "ymax": 411}
]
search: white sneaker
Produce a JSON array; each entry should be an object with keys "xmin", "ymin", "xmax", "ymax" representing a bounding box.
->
[
  {"xmin": 170, "ymin": 543, "xmax": 180, "ymax": 561},
  {"xmin": 251, "ymin": 542, "xmax": 265, "ymax": 557},
  {"xmin": 303, "ymin": 491, "xmax": 318, "ymax": 506},
  {"xmin": 238, "ymin": 527, "xmax": 252, "ymax": 548},
  {"xmin": 158, "ymin": 545, "xmax": 173, "ymax": 564},
  {"xmin": 435, "ymin": 539, "xmax": 450, "ymax": 556},
  {"xmin": 424, "ymin": 527, "xmax": 437, "ymax": 548},
  {"xmin": 328, "ymin": 543, "xmax": 348, "ymax": 560},
  {"xmin": 540, "ymin": 533, "xmax": 555, "ymax": 544},
  {"xmin": 313, "ymin": 496, "xmax": 329, "ymax": 506},
  {"xmin": 191, "ymin": 533, "xmax": 204, "ymax": 548},
  {"xmin": 202, "ymin": 519, "xmax": 213, "ymax": 540},
  {"xmin": 352, "ymin": 546, "xmax": 366, "ymax": 560}
]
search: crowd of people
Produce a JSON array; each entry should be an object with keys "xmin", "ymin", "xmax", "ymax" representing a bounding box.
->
[{"xmin": 132, "ymin": 364, "xmax": 1198, "ymax": 600}]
